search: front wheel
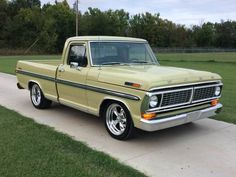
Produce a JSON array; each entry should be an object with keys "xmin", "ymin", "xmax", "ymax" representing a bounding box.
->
[
  {"xmin": 30, "ymin": 83, "xmax": 52, "ymax": 109},
  {"xmin": 103, "ymin": 102, "xmax": 135, "ymax": 140}
]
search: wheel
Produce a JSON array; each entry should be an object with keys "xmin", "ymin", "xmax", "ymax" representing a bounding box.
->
[
  {"xmin": 103, "ymin": 102, "xmax": 135, "ymax": 140},
  {"xmin": 30, "ymin": 83, "xmax": 52, "ymax": 109}
]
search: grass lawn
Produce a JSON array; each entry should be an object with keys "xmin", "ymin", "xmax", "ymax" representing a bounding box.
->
[
  {"xmin": 158, "ymin": 52, "xmax": 236, "ymax": 62},
  {"xmin": 0, "ymin": 53, "xmax": 236, "ymax": 124},
  {"xmin": 0, "ymin": 105, "xmax": 146, "ymax": 177}
]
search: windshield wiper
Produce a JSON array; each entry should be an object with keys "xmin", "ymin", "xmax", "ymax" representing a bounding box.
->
[
  {"xmin": 131, "ymin": 60, "xmax": 158, "ymax": 64},
  {"xmin": 101, "ymin": 62, "xmax": 130, "ymax": 66},
  {"xmin": 132, "ymin": 61, "xmax": 149, "ymax": 63},
  {"xmin": 101, "ymin": 62, "xmax": 122, "ymax": 65}
]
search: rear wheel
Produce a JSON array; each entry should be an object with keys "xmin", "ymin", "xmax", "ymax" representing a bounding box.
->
[
  {"xmin": 103, "ymin": 102, "xmax": 135, "ymax": 140},
  {"xmin": 30, "ymin": 83, "xmax": 52, "ymax": 109}
]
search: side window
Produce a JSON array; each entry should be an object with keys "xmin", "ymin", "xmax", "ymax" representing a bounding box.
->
[{"xmin": 68, "ymin": 44, "xmax": 87, "ymax": 67}]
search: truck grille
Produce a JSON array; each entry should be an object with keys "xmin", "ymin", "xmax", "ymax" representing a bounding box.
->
[
  {"xmin": 193, "ymin": 86, "xmax": 215, "ymax": 102},
  {"xmin": 161, "ymin": 89, "xmax": 192, "ymax": 107},
  {"xmin": 148, "ymin": 81, "xmax": 222, "ymax": 112}
]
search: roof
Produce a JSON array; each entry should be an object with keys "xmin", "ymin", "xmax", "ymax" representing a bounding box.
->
[{"xmin": 67, "ymin": 36, "xmax": 147, "ymax": 42}]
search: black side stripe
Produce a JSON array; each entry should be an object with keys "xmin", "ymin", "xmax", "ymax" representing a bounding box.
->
[
  {"xmin": 16, "ymin": 70, "xmax": 140, "ymax": 101},
  {"xmin": 16, "ymin": 70, "xmax": 55, "ymax": 82}
]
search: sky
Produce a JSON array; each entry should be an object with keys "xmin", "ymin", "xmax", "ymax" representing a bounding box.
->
[{"xmin": 41, "ymin": 0, "xmax": 236, "ymax": 26}]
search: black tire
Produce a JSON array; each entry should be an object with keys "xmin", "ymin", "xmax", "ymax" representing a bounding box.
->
[
  {"xmin": 103, "ymin": 102, "xmax": 135, "ymax": 140},
  {"xmin": 30, "ymin": 83, "xmax": 52, "ymax": 109}
]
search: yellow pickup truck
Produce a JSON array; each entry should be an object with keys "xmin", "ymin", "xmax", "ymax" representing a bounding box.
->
[{"xmin": 16, "ymin": 36, "xmax": 223, "ymax": 140}]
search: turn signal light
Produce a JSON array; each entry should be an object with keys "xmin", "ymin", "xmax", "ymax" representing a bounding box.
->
[
  {"xmin": 132, "ymin": 83, "xmax": 141, "ymax": 88},
  {"xmin": 124, "ymin": 82, "xmax": 141, "ymax": 88},
  {"xmin": 142, "ymin": 113, "xmax": 157, "ymax": 120},
  {"xmin": 211, "ymin": 99, "xmax": 218, "ymax": 106}
]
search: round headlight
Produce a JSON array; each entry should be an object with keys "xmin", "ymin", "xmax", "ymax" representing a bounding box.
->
[
  {"xmin": 215, "ymin": 86, "xmax": 221, "ymax": 96},
  {"xmin": 149, "ymin": 95, "xmax": 158, "ymax": 108}
]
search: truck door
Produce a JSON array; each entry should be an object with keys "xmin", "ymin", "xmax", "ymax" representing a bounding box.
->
[{"xmin": 56, "ymin": 42, "xmax": 89, "ymax": 112}]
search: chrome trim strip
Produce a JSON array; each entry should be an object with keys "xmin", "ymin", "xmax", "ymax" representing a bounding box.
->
[
  {"xmin": 159, "ymin": 94, "xmax": 164, "ymax": 108},
  {"xmin": 147, "ymin": 100, "xmax": 212, "ymax": 113},
  {"xmin": 16, "ymin": 69, "xmax": 140, "ymax": 101},
  {"xmin": 194, "ymin": 83, "xmax": 223, "ymax": 89},
  {"xmin": 151, "ymin": 87, "xmax": 193, "ymax": 95},
  {"xmin": 189, "ymin": 87, "xmax": 194, "ymax": 104},
  {"xmin": 192, "ymin": 96, "xmax": 221, "ymax": 103},
  {"xmin": 88, "ymin": 41, "xmax": 94, "ymax": 66},
  {"xmin": 160, "ymin": 102, "xmax": 190, "ymax": 111},
  {"xmin": 149, "ymin": 80, "xmax": 222, "ymax": 92}
]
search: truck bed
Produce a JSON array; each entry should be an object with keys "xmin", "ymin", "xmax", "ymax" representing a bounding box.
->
[
  {"xmin": 23, "ymin": 60, "xmax": 61, "ymax": 66},
  {"xmin": 16, "ymin": 60, "xmax": 61, "ymax": 93},
  {"xmin": 16, "ymin": 60, "xmax": 60, "ymax": 72}
]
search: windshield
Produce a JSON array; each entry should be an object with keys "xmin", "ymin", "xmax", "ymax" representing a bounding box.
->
[{"xmin": 90, "ymin": 42, "xmax": 158, "ymax": 66}]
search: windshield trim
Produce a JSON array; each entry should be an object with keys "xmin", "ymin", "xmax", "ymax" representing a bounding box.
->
[{"xmin": 88, "ymin": 41, "xmax": 159, "ymax": 67}]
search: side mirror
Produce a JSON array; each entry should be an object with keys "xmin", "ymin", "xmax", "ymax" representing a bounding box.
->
[
  {"xmin": 70, "ymin": 62, "xmax": 82, "ymax": 71},
  {"xmin": 70, "ymin": 62, "xmax": 79, "ymax": 69}
]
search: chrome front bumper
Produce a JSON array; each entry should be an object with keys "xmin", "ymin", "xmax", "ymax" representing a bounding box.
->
[{"xmin": 139, "ymin": 103, "xmax": 222, "ymax": 132}]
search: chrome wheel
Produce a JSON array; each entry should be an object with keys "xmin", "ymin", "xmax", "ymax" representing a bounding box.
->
[
  {"xmin": 106, "ymin": 103, "xmax": 127, "ymax": 136},
  {"xmin": 31, "ymin": 84, "xmax": 41, "ymax": 106}
]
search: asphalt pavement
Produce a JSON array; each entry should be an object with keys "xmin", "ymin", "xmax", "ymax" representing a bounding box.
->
[{"xmin": 0, "ymin": 72, "xmax": 236, "ymax": 177}]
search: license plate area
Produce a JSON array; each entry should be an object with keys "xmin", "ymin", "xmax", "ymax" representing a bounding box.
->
[{"xmin": 186, "ymin": 111, "xmax": 201, "ymax": 122}]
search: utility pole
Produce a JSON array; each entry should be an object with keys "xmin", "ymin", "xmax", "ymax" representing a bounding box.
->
[{"xmin": 76, "ymin": 0, "xmax": 79, "ymax": 36}]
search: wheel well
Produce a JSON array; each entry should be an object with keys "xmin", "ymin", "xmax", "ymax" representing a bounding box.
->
[
  {"xmin": 99, "ymin": 99, "xmax": 129, "ymax": 118},
  {"xmin": 28, "ymin": 81, "xmax": 35, "ymax": 90},
  {"xmin": 28, "ymin": 81, "xmax": 40, "ymax": 90}
]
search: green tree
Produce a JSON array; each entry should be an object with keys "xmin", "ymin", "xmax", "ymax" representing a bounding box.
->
[
  {"xmin": 0, "ymin": 0, "xmax": 8, "ymax": 47},
  {"xmin": 7, "ymin": 0, "xmax": 40, "ymax": 17},
  {"xmin": 1, "ymin": 0, "xmax": 236, "ymax": 54},
  {"xmin": 43, "ymin": 1, "xmax": 75, "ymax": 52},
  {"xmin": 4, "ymin": 7, "xmax": 43, "ymax": 49},
  {"xmin": 192, "ymin": 22, "xmax": 215, "ymax": 47},
  {"xmin": 80, "ymin": 8, "xmax": 129, "ymax": 36},
  {"xmin": 106, "ymin": 9, "xmax": 129, "ymax": 36},
  {"xmin": 129, "ymin": 13, "xmax": 161, "ymax": 46},
  {"xmin": 80, "ymin": 8, "xmax": 111, "ymax": 35},
  {"xmin": 215, "ymin": 21, "xmax": 236, "ymax": 47},
  {"xmin": 38, "ymin": 18, "xmax": 58, "ymax": 53}
]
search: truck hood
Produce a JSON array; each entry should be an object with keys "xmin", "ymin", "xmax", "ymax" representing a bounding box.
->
[{"xmin": 98, "ymin": 65, "xmax": 221, "ymax": 91}]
